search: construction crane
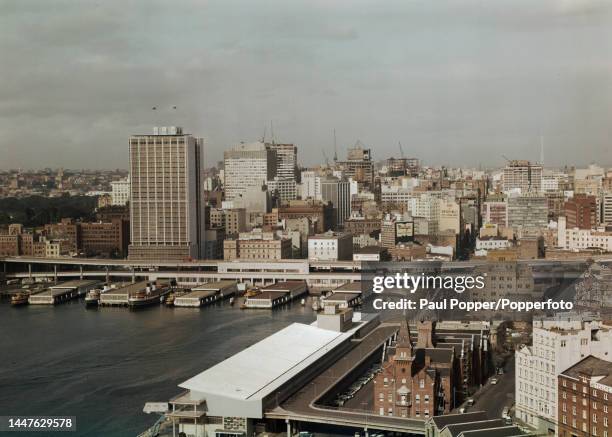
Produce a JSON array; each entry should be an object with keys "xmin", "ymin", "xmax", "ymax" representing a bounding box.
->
[
  {"xmin": 322, "ymin": 149, "xmax": 330, "ymax": 167},
  {"xmin": 398, "ymin": 141, "xmax": 405, "ymax": 159}
]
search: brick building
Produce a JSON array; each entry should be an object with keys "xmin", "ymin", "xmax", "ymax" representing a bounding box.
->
[
  {"xmin": 558, "ymin": 356, "xmax": 612, "ymax": 437},
  {"xmin": 277, "ymin": 200, "xmax": 334, "ymax": 234},
  {"xmin": 565, "ymin": 194, "xmax": 598, "ymax": 230},
  {"xmin": 374, "ymin": 321, "xmax": 454, "ymax": 419}
]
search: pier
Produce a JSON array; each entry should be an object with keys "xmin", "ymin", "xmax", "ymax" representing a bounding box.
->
[
  {"xmin": 243, "ymin": 281, "xmax": 308, "ymax": 309},
  {"xmin": 28, "ymin": 280, "xmax": 100, "ymax": 305},
  {"xmin": 99, "ymin": 281, "xmax": 149, "ymax": 306},
  {"xmin": 174, "ymin": 280, "xmax": 237, "ymax": 308}
]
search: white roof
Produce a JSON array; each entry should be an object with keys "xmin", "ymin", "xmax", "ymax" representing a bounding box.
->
[{"xmin": 179, "ymin": 323, "xmax": 347, "ymax": 401}]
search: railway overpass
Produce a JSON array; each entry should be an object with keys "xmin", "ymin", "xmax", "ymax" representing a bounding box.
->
[{"xmin": 1, "ymin": 255, "xmax": 605, "ymax": 288}]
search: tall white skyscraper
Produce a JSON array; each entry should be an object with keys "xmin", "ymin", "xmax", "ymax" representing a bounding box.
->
[
  {"xmin": 128, "ymin": 126, "xmax": 205, "ymax": 261},
  {"xmin": 223, "ymin": 142, "xmax": 276, "ymax": 206}
]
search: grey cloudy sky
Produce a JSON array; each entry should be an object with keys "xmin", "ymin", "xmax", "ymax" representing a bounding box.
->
[{"xmin": 1, "ymin": 0, "xmax": 611, "ymax": 169}]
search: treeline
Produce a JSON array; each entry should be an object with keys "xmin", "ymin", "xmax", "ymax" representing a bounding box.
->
[{"xmin": 0, "ymin": 195, "xmax": 98, "ymax": 227}]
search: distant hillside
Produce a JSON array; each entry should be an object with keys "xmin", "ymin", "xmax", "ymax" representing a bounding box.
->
[{"xmin": 0, "ymin": 195, "xmax": 98, "ymax": 227}]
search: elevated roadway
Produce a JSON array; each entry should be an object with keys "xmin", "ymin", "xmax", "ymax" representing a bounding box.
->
[{"xmin": 267, "ymin": 323, "xmax": 426, "ymax": 435}]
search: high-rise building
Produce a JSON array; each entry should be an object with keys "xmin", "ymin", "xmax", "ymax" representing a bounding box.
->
[
  {"xmin": 268, "ymin": 143, "xmax": 297, "ymax": 181},
  {"xmin": 300, "ymin": 170, "xmax": 322, "ymax": 200},
  {"xmin": 564, "ymin": 194, "xmax": 597, "ymax": 230},
  {"xmin": 507, "ymin": 193, "xmax": 548, "ymax": 231},
  {"xmin": 336, "ymin": 145, "xmax": 374, "ymax": 188},
  {"xmin": 321, "ymin": 176, "xmax": 351, "ymax": 229},
  {"xmin": 267, "ymin": 143, "xmax": 298, "ymax": 203},
  {"xmin": 438, "ymin": 199, "xmax": 460, "ymax": 235},
  {"xmin": 223, "ymin": 142, "xmax": 276, "ymax": 203},
  {"xmin": 128, "ymin": 126, "xmax": 205, "ymax": 261},
  {"xmin": 482, "ymin": 201, "xmax": 508, "ymax": 227},
  {"xmin": 515, "ymin": 314, "xmax": 612, "ymax": 434},
  {"xmin": 111, "ymin": 178, "xmax": 130, "ymax": 206},
  {"xmin": 503, "ymin": 160, "xmax": 543, "ymax": 193},
  {"xmin": 601, "ymin": 192, "xmax": 612, "ymax": 225}
]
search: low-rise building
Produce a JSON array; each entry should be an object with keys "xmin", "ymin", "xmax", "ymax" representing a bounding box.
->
[
  {"xmin": 557, "ymin": 216, "xmax": 612, "ymax": 252},
  {"xmin": 223, "ymin": 230, "xmax": 292, "ymax": 261},
  {"xmin": 307, "ymin": 231, "xmax": 353, "ymax": 261}
]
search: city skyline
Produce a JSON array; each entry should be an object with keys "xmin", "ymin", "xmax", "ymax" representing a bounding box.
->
[{"xmin": 2, "ymin": 0, "xmax": 612, "ymax": 169}]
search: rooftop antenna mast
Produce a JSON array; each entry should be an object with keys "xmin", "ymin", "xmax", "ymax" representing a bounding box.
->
[
  {"xmin": 270, "ymin": 121, "xmax": 275, "ymax": 145},
  {"xmin": 540, "ymin": 134, "xmax": 545, "ymax": 167},
  {"xmin": 398, "ymin": 141, "xmax": 405, "ymax": 159},
  {"xmin": 261, "ymin": 126, "xmax": 267, "ymax": 143},
  {"xmin": 333, "ymin": 128, "xmax": 338, "ymax": 162}
]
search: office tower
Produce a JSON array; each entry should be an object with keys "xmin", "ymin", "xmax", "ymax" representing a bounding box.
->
[
  {"xmin": 223, "ymin": 142, "xmax": 276, "ymax": 205},
  {"xmin": 564, "ymin": 194, "xmax": 597, "ymax": 229},
  {"xmin": 128, "ymin": 126, "xmax": 205, "ymax": 261},
  {"xmin": 268, "ymin": 143, "xmax": 297, "ymax": 181},
  {"xmin": 503, "ymin": 160, "xmax": 543, "ymax": 192},
  {"xmin": 507, "ymin": 193, "xmax": 548, "ymax": 230},
  {"xmin": 336, "ymin": 145, "xmax": 374, "ymax": 188},
  {"xmin": 438, "ymin": 199, "xmax": 460, "ymax": 235},
  {"xmin": 321, "ymin": 176, "xmax": 351, "ymax": 229},
  {"xmin": 267, "ymin": 143, "xmax": 298, "ymax": 203},
  {"xmin": 482, "ymin": 201, "xmax": 508, "ymax": 227},
  {"xmin": 301, "ymin": 170, "xmax": 322, "ymax": 200}
]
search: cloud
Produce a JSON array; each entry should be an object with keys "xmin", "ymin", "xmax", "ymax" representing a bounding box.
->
[{"xmin": 0, "ymin": 0, "xmax": 611, "ymax": 169}]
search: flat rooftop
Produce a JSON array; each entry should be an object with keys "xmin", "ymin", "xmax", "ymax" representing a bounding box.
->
[
  {"xmin": 333, "ymin": 282, "xmax": 364, "ymax": 293},
  {"xmin": 324, "ymin": 292, "xmax": 360, "ymax": 302},
  {"xmin": 262, "ymin": 281, "xmax": 306, "ymax": 292},
  {"xmin": 50, "ymin": 279, "xmax": 100, "ymax": 289},
  {"xmin": 179, "ymin": 323, "xmax": 351, "ymax": 402},
  {"xmin": 249, "ymin": 290, "xmax": 288, "ymax": 300},
  {"xmin": 105, "ymin": 281, "xmax": 149, "ymax": 294},
  {"xmin": 192, "ymin": 280, "xmax": 237, "ymax": 291}
]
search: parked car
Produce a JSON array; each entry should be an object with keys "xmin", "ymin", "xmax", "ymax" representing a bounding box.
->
[
  {"xmin": 466, "ymin": 398, "xmax": 474, "ymax": 406},
  {"xmin": 502, "ymin": 407, "xmax": 511, "ymax": 423},
  {"xmin": 490, "ymin": 377, "xmax": 499, "ymax": 385}
]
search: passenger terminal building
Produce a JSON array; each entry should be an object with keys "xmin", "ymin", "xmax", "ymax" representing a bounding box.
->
[
  {"xmin": 167, "ymin": 307, "xmax": 379, "ymax": 437},
  {"xmin": 161, "ymin": 310, "xmax": 491, "ymax": 437}
]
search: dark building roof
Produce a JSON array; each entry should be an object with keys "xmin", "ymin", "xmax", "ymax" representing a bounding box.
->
[
  {"xmin": 458, "ymin": 426, "xmax": 526, "ymax": 437},
  {"xmin": 426, "ymin": 347, "xmax": 454, "ymax": 363},
  {"xmin": 430, "ymin": 411, "xmax": 488, "ymax": 429},
  {"xmin": 560, "ymin": 355, "xmax": 612, "ymax": 387},
  {"xmin": 445, "ymin": 419, "xmax": 506, "ymax": 437}
]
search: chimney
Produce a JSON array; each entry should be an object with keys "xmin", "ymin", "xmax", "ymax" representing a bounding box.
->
[{"xmin": 416, "ymin": 320, "xmax": 436, "ymax": 348}]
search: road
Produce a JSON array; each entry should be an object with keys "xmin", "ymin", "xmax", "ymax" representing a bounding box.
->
[{"xmin": 469, "ymin": 355, "xmax": 515, "ymax": 419}]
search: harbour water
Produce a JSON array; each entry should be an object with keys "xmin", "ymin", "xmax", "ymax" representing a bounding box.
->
[{"xmin": 0, "ymin": 299, "xmax": 317, "ymax": 436}]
